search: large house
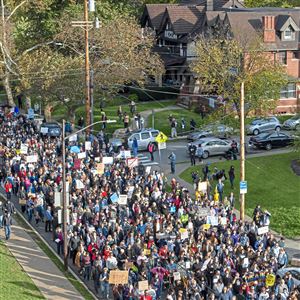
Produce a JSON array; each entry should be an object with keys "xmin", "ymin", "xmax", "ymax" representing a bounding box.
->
[{"xmin": 141, "ymin": 0, "xmax": 300, "ymax": 113}]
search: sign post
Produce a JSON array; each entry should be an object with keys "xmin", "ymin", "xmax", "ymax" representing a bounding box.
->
[
  {"xmin": 240, "ymin": 181, "xmax": 247, "ymax": 194},
  {"xmin": 155, "ymin": 132, "xmax": 168, "ymax": 168}
]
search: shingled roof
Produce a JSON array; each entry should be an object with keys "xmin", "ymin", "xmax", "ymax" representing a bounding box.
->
[{"xmin": 162, "ymin": 6, "xmax": 205, "ymax": 34}]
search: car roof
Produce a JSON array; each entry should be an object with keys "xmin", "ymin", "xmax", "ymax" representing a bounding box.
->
[
  {"xmin": 130, "ymin": 128, "xmax": 158, "ymax": 134},
  {"xmin": 194, "ymin": 137, "xmax": 227, "ymax": 143},
  {"xmin": 41, "ymin": 122, "xmax": 61, "ymax": 127}
]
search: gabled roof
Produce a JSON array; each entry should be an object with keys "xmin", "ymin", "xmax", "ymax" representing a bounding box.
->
[
  {"xmin": 160, "ymin": 6, "xmax": 205, "ymax": 35},
  {"xmin": 276, "ymin": 15, "xmax": 300, "ymax": 32},
  {"xmin": 141, "ymin": 4, "xmax": 178, "ymax": 29}
]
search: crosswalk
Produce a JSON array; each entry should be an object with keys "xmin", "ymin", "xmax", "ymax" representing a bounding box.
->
[{"xmin": 137, "ymin": 153, "xmax": 159, "ymax": 166}]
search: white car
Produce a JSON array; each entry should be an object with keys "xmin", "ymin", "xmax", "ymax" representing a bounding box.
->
[{"xmin": 246, "ymin": 117, "xmax": 281, "ymax": 135}]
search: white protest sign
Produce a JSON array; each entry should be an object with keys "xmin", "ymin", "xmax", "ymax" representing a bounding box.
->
[
  {"xmin": 118, "ymin": 195, "xmax": 128, "ymax": 205},
  {"xmin": 198, "ymin": 181, "xmax": 208, "ymax": 193},
  {"xmin": 76, "ymin": 180, "xmax": 84, "ymax": 189},
  {"xmin": 117, "ymin": 150, "xmax": 131, "ymax": 159},
  {"xmin": 54, "ymin": 192, "xmax": 62, "ymax": 207},
  {"xmin": 95, "ymin": 157, "xmax": 100, "ymax": 162},
  {"xmin": 20, "ymin": 144, "xmax": 28, "ymax": 154},
  {"xmin": 103, "ymin": 156, "xmax": 114, "ymax": 164},
  {"xmin": 207, "ymin": 216, "xmax": 218, "ymax": 226},
  {"xmin": 58, "ymin": 209, "xmax": 62, "ymax": 224},
  {"xmin": 173, "ymin": 272, "xmax": 181, "ymax": 281},
  {"xmin": 257, "ymin": 226, "xmax": 269, "ymax": 235},
  {"xmin": 220, "ymin": 217, "xmax": 227, "ymax": 225},
  {"xmin": 41, "ymin": 127, "xmax": 49, "ymax": 134},
  {"xmin": 145, "ymin": 166, "xmax": 151, "ymax": 174},
  {"xmin": 68, "ymin": 134, "xmax": 77, "ymax": 142},
  {"xmin": 158, "ymin": 142, "xmax": 166, "ymax": 150},
  {"xmin": 78, "ymin": 152, "xmax": 86, "ymax": 159},
  {"xmin": 85, "ymin": 141, "xmax": 91, "ymax": 150},
  {"xmin": 26, "ymin": 155, "xmax": 38, "ymax": 163},
  {"xmin": 127, "ymin": 186, "xmax": 135, "ymax": 199}
]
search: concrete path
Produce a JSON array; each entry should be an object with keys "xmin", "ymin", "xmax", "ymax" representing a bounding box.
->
[{"xmin": 2, "ymin": 221, "xmax": 84, "ymax": 300}]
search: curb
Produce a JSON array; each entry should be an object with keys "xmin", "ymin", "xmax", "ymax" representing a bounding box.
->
[{"xmin": 0, "ymin": 192, "xmax": 98, "ymax": 300}]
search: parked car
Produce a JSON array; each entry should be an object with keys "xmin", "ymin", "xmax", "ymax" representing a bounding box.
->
[
  {"xmin": 187, "ymin": 137, "xmax": 238, "ymax": 159},
  {"xmin": 283, "ymin": 114, "xmax": 300, "ymax": 130},
  {"xmin": 187, "ymin": 124, "xmax": 234, "ymax": 141},
  {"xmin": 246, "ymin": 117, "xmax": 281, "ymax": 135},
  {"xmin": 249, "ymin": 132, "xmax": 294, "ymax": 150},
  {"xmin": 40, "ymin": 122, "xmax": 61, "ymax": 137},
  {"xmin": 110, "ymin": 128, "xmax": 159, "ymax": 151},
  {"xmin": 277, "ymin": 267, "xmax": 300, "ymax": 287}
]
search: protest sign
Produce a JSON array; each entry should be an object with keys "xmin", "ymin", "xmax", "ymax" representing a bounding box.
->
[
  {"xmin": 74, "ymin": 159, "xmax": 81, "ymax": 170},
  {"xmin": 180, "ymin": 229, "xmax": 188, "ymax": 240},
  {"xmin": 96, "ymin": 163, "xmax": 104, "ymax": 175},
  {"xmin": 103, "ymin": 156, "xmax": 114, "ymax": 164},
  {"xmin": 265, "ymin": 274, "xmax": 276, "ymax": 287},
  {"xmin": 57, "ymin": 209, "xmax": 62, "ymax": 224},
  {"xmin": 143, "ymin": 249, "xmax": 151, "ymax": 256},
  {"xmin": 197, "ymin": 207, "xmax": 210, "ymax": 217},
  {"xmin": 173, "ymin": 272, "xmax": 181, "ymax": 281},
  {"xmin": 20, "ymin": 144, "xmax": 28, "ymax": 154},
  {"xmin": 201, "ymin": 258, "xmax": 211, "ymax": 271},
  {"xmin": 95, "ymin": 157, "xmax": 100, "ymax": 162},
  {"xmin": 76, "ymin": 180, "xmax": 84, "ymax": 189},
  {"xmin": 117, "ymin": 150, "xmax": 131, "ymax": 159},
  {"xmin": 220, "ymin": 217, "xmax": 227, "ymax": 225},
  {"xmin": 126, "ymin": 157, "xmax": 138, "ymax": 168},
  {"xmin": 110, "ymin": 193, "xmax": 119, "ymax": 203},
  {"xmin": 78, "ymin": 152, "xmax": 86, "ymax": 159},
  {"xmin": 145, "ymin": 166, "xmax": 151, "ymax": 174},
  {"xmin": 85, "ymin": 141, "xmax": 91, "ymax": 150},
  {"xmin": 138, "ymin": 280, "xmax": 149, "ymax": 291},
  {"xmin": 198, "ymin": 181, "xmax": 207, "ymax": 192},
  {"xmin": 203, "ymin": 224, "xmax": 211, "ymax": 230},
  {"xmin": 207, "ymin": 216, "xmax": 218, "ymax": 226},
  {"xmin": 26, "ymin": 155, "xmax": 38, "ymax": 163},
  {"xmin": 127, "ymin": 186, "xmax": 135, "ymax": 199},
  {"xmin": 109, "ymin": 270, "xmax": 128, "ymax": 285},
  {"xmin": 257, "ymin": 226, "xmax": 269, "ymax": 235},
  {"xmin": 40, "ymin": 127, "xmax": 48, "ymax": 134},
  {"xmin": 118, "ymin": 195, "xmax": 128, "ymax": 205},
  {"xmin": 54, "ymin": 192, "xmax": 62, "ymax": 207}
]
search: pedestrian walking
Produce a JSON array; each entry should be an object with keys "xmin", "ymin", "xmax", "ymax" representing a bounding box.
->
[
  {"xmin": 181, "ymin": 117, "xmax": 186, "ymax": 131},
  {"xmin": 168, "ymin": 152, "xmax": 176, "ymax": 174},
  {"xmin": 228, "ymin": 166, "xmax": 235, "ymax": 189},
  {"xmin": 0, "ymin": 200, "xmax": 3, "ymax": 228},
  {"xmin": 171, "ymin": 118, "xmax": 177, "ymax": 138},
  {"xmin": 123, "ymin": 113, "xmax": 130, "ymax": 128},
  {"xmin": 148, "ymin": 142, "xmax": 155, "ymax": 161},
  {"xmin": 3, "ymin": 210, "xmax": 12, "ymax": 240},
  {"xmin": 44, "ymin": 206, "xmax": 53, "ymax": 232},
  {"xmin": 132, "ymin": 137, "xmax": 138, "ymax": 157},
  {"xmin": 190, "ymin": 118, "xmax": 196, "ymax": 131},
  {"xmin": 196, "ymin": 144, "xmax": 203, "ymax": 163},
  {"xmin": 188, "ymin": 143, "xmax": 197, "ymax": 166}
]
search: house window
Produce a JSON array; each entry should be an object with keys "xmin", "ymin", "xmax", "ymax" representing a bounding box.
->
[
  {"xmin": 280, "ymin": 83, "xmax": 296, "ymax": 99},
  {"xmin": 278, "ymin": 51, "xmax": 287, "ymax": 65},
  {"xmin": 283, "ymin": 25, "xmax": 295, "ymax": 41}
]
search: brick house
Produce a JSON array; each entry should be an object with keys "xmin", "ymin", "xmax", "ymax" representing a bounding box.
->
[{"xmin": 141, "ymin": 1, "xmax": 300, "ymax": 114}]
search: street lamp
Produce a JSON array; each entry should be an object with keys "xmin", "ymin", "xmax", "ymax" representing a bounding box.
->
[{"xmin": 61, "ymin": 119, "xmax": 116, "ymax": 270}]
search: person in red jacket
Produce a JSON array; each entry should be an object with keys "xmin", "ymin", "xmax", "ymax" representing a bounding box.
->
[
  {"xmin": 140, "ymin": 290, "xmax": 152, "ymax": 300},
  {"xmin": 4, "ymin": 180, "xmax": 12, "ymax": 200}
]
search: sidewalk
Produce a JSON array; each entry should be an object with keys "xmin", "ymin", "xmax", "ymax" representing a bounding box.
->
[{"xmin": 2, "ymin": 221, "xmax": 84, "ymax": 300}]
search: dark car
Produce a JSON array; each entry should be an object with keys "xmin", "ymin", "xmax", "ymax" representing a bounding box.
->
[
  {"xmin": 249, "ymin": 132, "xmax": 294, "ymax": 150},
  {"xmin": 40, "ymin": 122, "xmax": 61, "ymax": 137}
]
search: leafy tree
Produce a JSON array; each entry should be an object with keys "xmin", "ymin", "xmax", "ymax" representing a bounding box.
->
[
  {"xmin": 245, "ymin": 0, "xmax": 300, "ymax": 8},
  {"xmin": 191, "ymin": 36, "xmax": 287, "ymax": 122}
]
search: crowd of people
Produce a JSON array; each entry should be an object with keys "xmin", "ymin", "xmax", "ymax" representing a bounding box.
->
[{"xmin": 0, "ymin": 107, "xmax": 299, "ymax": 300}]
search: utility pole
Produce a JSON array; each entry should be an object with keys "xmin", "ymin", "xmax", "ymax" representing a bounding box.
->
[
  {"xmin": 84, "ymin": 0, "xmax": 91, "ymax": 131},
  {"xmin": 62, "ymin": 119, "xmax": 68, "ymax": 271},
  {"xmin": 240, "ymin": 81, "xmax": 245, "ymax": 222},
  {"xmin": 90, "ymin": 69, "xmax": 94, "ymax": 127}
]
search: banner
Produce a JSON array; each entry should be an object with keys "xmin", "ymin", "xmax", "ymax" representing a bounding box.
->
[{"xmin": 109, "ymin": 270, "xmax": 128, "ymax": 285}]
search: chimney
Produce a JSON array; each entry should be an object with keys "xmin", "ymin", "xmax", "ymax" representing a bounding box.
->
[
  {"xmin": 262, "ymin": 16, "xmax": 276, "ymax": 43},
  {"xmin": 207, "ymin": 0, "xmax": 214, "ymax": 11}
]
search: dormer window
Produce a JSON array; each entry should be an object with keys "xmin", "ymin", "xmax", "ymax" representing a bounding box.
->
[{"xmin": 283, "ymin": 25, "xmax": 295, "ymax": 41}]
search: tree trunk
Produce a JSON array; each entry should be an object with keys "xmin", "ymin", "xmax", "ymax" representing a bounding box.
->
[
  {"xmin": 44, "ymin": 104, "xmax": 52, "ymax": 122},
  {"xmin": 3, "ymin": 74, "xmax": 15, "ymax": 106}
]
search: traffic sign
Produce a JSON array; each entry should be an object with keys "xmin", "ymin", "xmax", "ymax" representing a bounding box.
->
[
  {"xmin": 158, "ymin": 142, "xmax": 166, "ymax": 150},
  {"xmin": 155, "ymin": 131, "xmax": 168, "ymax": 143},
  {"xmin": 240, "ymin": 181, "xmax": 247, "ymax": 194}
]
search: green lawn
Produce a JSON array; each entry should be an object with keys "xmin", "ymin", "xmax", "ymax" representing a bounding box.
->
[
  {"xmin": 0, "ymin": 241, "xmax": 44, "ymax": 299},
  {"xmin": 179, "ymin": 152, "xmax": 300, "ymax": 238},
  {"xmin": 154, "ymin": 109, "xmax": 205, "ymax": 136}
]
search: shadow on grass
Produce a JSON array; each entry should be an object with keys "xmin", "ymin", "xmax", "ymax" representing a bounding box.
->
[{"xmin": 8, "ymin": 281, "xmax": 45, "ymax": 299}]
